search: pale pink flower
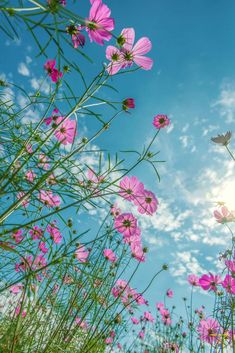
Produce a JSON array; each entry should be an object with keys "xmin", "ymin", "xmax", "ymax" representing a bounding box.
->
[
  {"xmin": 114, "ymin": 213, "xmax": 137, "ymax": 237},
  {"xmin": 15, "ymin": 305, "xmax": 27, "ymax": 318},
  {"xmin": 110, "ymin": 203, "xmax": 121, "ymax": 218},
  {"xmin": 156, "ymin": 302, "xmax": 164, "ymax": 311},
  {"xmin": 214, "ymin": 206, "xmax": 235, "ymax": 223},
  {"xmin": 75, "ymin": 245, "xmax": 89, "ymax": 263},
  {"xmin": 46, "ymin": 173, "xmax": 57, "ymax": 185},
  {"xmin": 38, "ymin": 153, "xmax": 50, "ymax": 170},
  {"xmin": 153, "ymin": 114, "xmax": 170, "ymax": 129},
  {"xmin": 54, "ymin": 116, "xmax": 76, "ymax": 145},
  {"xmin": 25, "ymin": 169, "xmax": 36, "ymax": 183},
  {"xmin": 103, "ymin": 248, "xmax": 117, "ymax": 262},
  {"xmin": 86, "ymin": 0, "xmax": 114, "ymax": 45},
  {"xmin": 188, "ymin": 274, "xmax": 199, "ymax": 286},
  {"xmin": 138, "ymin": 330, "xmax": 145, "ymax": 339},
  {"xmin": 75, "ymin": 317, "xmax": 88, "ymax": 330},
  {"xmin": 39, "ymin": 190, "xmax": 61, "ymax": 208},
  {"xmin": 134, "ymin": 189, "xmax": 158, "ymax": 215},
  {"xmin": 26, "ymin": 144, "xmax": 33, "ymax": 154},
  {"xmin": 34, "ymin": 254, "xmax": 47, "ymax": 269},
  {"xmin": 161, "ymin": 308, "xmax": 172, "ymax": 326},
  {"xmin": 106, "ymin": 46, "xmax": 123, "ymax": 75},
  {"xmin": 44, "ymin": 59, "xmax": 63, "ymax": 83},
  {"xmin": 119, "ymin": 176, "xmax": 144, "ymax": 201},
  {"xmin": 131, "ymin": 242, "xmax": 145, "ymax": 262},
  {"xmin": 87, "ymin": 169, "xmax": 104, "ymax": 184},
  {"xmin": 10, "ymin": 284, "xmax": 23, "ymax": 294},
  {"xmin": 199, "ymin": 273, "xmax": 222, "ymax": 292},
  {"xmin": 72, "ymin": 27, "xmax": 86, "ymax": 48},
  {"xmin": 119, "ymin": 28, "xmax": 153, "ymax": 70},
  {"xmin": 222, "ymin": 274, "xmax": 235, "ymax": 294},
  {"xmin": 12, "ymin": 230, "xmax": 24, "ymax": 244},
  {"xmin": 17, "ymin": 192, "xmax": 29, "ymax": 208},
  {"xmin": 105, "ymin": 337, "xmax": 113, "ymax": 345},
  {"xmin": 197, "ymin": 318, "xmax": 220, "ymax": 344}
]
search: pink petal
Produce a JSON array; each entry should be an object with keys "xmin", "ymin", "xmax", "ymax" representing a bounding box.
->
[
  {"xmin": 121, "ymin": 28, "xmax": 135, "ymax": 50},
  {"xmin": 133, "ymin": 37, "xmax": 152, "ymax": 56},
  {"xmin": 106, "ymin": 62, "xmax": 123, "ymax": 75},
  {"xmin": 133, "ymin": 55, "xmax": 153, "ymax": 70}
]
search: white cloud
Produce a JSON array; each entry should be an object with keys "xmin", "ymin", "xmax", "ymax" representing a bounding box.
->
[
  {"xmin": 18, "ymin": 62, "xmax": 30, "ymax": 77},
  {"xmin": 212, "ymin": 82, "xmax": 235, "ymax": 123},
  {"xmin": 30, "ymin": 77, "xmax": 50, "ymax": 95}
]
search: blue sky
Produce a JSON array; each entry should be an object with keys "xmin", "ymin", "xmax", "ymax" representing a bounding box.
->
[{"xmin": 1, "ymin": 0, "xmax": 235, "ymax": 322}]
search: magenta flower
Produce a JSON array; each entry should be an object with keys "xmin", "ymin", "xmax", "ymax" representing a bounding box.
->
[
  {"xmin": 47, "ymin": 224, "xmax": 63, "ymax": 244},
  {"xmin": 144, "ymin": 311, "xmax": 154, "ymax": 322},
  {"xmin": 67, "ymin": 25, "xmax": 85, "ymax": 48},
  {"xmin": 29, "ymin": 226, "xmax": 43, "ymax": 240},
  {"xmin": 161, "ymin": 308, "xmax": 172, "ymax": 326},
  {"xmin": 197, "ymin": 318, "xmax": 220, "ymax": 344},
  {"xmin": 39, "ymin": 242, "xmax": 48, "ymax": 254},
  {"xmin": 86, "ymin": 0, "xmax": 114, "ymax": 45},
  {"xmin": 222, "ymin": 274, "xmax": 235, "ymax": 294},
  {"xmin": 120, "ymin": 28, "xmax": 153, "ymax": 70},
  {"xmin": 153, "ymin": 114, "xmax": 170, "ymax": 129},
  {"xmin": 138, "ymin": 330, "xmax": 145, "ymax": 339},
  {"xmin": 119, "ymin": 176, "xmax": 144, "ymax": 201},
  {"xmin": 38, "ymin": 190, "xmax": 61, "ymax": 208},
  {"xmin": 12, "ymin": 230, "xmax": 24, "ymax": 244},
  {"xmin": 54, "ymin": 116, "xmax": 76, "ymax": 145},
  {"xmin": 188, "ymin": 274, "xmax": 199, "ymax": 286},
  {"xmin": 10, "ymin": 284, "xmax": 23, "ymax": 294},
  {"xmin": 199, "ymin": 273, "xmax": 222, "ymax": 292},
  {"xmin": 75, "ymin": 245, "xmax": 89, "ymax": 263},
  {"xmin": 44, "ymin": 108, "xmax": 60, "ymax": 125},
  {"xmin": 122, "ymin": 98, "xmax": 135, "ymax": 111},
  {"xmin": 44, "ymin": 59, "xmax": 63, "ymax": 83},
  {"xmin": 103, "ymin": 248, "xmax": 117, "ymax": 262},
  {"xmin": 134, "ymin": 189, "xmax": 158, "ymax": 215},
  {"xmin": 166, "ymin": 289, "xmax": 173, "ymax": 298},
  {"xmin": 114, "ymin": 213, "xmax": 137, "ymax": 237}
]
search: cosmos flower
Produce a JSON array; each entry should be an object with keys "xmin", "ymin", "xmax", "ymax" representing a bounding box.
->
[
  {"xmin": 44, "ymin": 60, "xmax": 63, "ymax": 83},
  {"xmin": 197, "ymin": 318, "xmax": 220, "ymax": 344},
  {"xmin": 199, "ymin": 273, "xmax": 222, "ymax": 292},
  {"xmin": 103, "ymin": 248, "xmax": 117, "ymax": 262},
  {"xmin": 119, "ymin": 176, "xmax": 144, "ymax": 201},
  {"xmin": 211, "ymin": 131, "xmax": 232, "ymax": 146},
  {"xmin": 86, "ymin": 0, "xmax": 114, "ymax": 45},
  {"xmin": 75, "ymin": 245, "xmax": 89, "ymax": 263},
  {"xmin": 153, "ymin": 114, "xmax": 170, "ymax": 129},
  {"xmin": 134, "ymin": 189, "xmax": 158, "ymax": 215},
  {"xmin": 114, "ymin": 213, "xmax": 137, "ymax": 237}
]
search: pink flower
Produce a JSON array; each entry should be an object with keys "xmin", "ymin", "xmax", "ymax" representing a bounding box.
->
[
  {"xmin": 144, "ymin": 311, "xmax": 154, "ymax": 322},
  {"xmin": 44, "ymin": 108, "xmax": 59, "ymax": 125},
  {"xmin": 156, "ymin": 302, "xmax": 164, "ymax": 311},
  {"xmin": 114, "ymin": 213, "xmax": 137, "ymax": 237},
  {"xmin": 105, "ymin": 337, "xmax": 113, "ymax": 345},
  {"xmin": 10, "ymin": 284, "xmax": 23, "ymax": 294},
  {"xmin": 119, "ymin": 176, "xmax": 144, "ymax": 201},
  {"xmin": 120, "ymin": 28, "xmax": 153, "ymax": 70},
  {"xmin": 12, "ymin": 230, "xmax": 24, "ymax": 244},
  {"xmin": 54, "ymin": 116, "xmax": 76, "ymax": 145},
  {"xmin": 225, "ymin": 260, "xmax": 235, "ymax": 274},
  {"xmin": 197, "ymin": 318, "xmax": 220, "ymax": 344},
  {"xmin": 122, "ymin": 98, "xmax": 135, "ymax": 111},
  {"xmin": 75, "ymin": 245, "xmax": 89, "ymax": 263},
  {"xmin": 188, "ymin": 274, "xmax": 199, "ymax": 286},
  {"xmin": 44, "ymin": 60, "xmax": 63, "ymax": 83},
  {"xmin": 131, "ymin": 317, "xmax": 139, "ymax": 324},
  {"xmin": 222, "ymin": 274, "xmax": 235, "ymax": 294},
  {"xmin": 29, "ymin": 226, "xmax": 43, "ymax": 240},
  {"xmin": 110, "ymin": 203, "xmax": 121, "ymax": 218},
  {"xmin": 161, "ymin": 308, "xmax": 172, "ymax": 326},
  {"xmin": 199, "ymin": 273, "xmax": 222, "ymax": 292},
  {"xmin": 214, "ymin": 206, "xmax": 235, "ymax": 223},
  {"xmin": 138, "ymin": 330, "xmax": 145, "ymax": 339},
  {"xmin": 134, "ymin": 189, "xmax": 158, "ymax": 215},
  {"xmin": 106, "ymin": 46, "xmax": 123, "ymax": 75},
  {"xmin": 86, "ymin": 0, "xmax": 114, "ymax": 45},
  {"xmin": 67, "ymin": 24, "xmax": 85, "ymax": 48},
  {"xmin": 39, "ymin": 242, "xmax": 48, "ymax": 254},
  {"xmin": 34, "ymin": 254, "xmax": 47, "ymax": 269},
  {"xmin": 47, "ymin": 224, "xmax": 63, "ymax": 244},
  {"xmin": 38, "ymin": 153, "xmax": 50, "ymax": 170},
  {"xmin": 103, "ymin": 248, "xmax": 117, "ymax": 262},
  {"xmin": 25, "ymin": 170, "xmax": 36, "ymax": 183},
  {"xmin": 153, "ymin": 114, "xmax": 170, "ymax": 129},
  {"xmin": 75, "ymin": 317, "xmax": 88, "ymax": 330},
  {"xmin": 15, "ymin": 305, "xmax": 27, "ymax": 318},
  {"xmin": 166, "ymin": 289, "xmax": 173, "ymax": 298},
  {"xmin": 131, "ymin": 242, "xmax": 145, "ymax": 262},
  {"xmin": 26, "ymin": 144, "xmax": 33, "ymax": 154},
  {"xmin": 38, "ymin": 190, "xmax": 61, "ymax": 208},
  {"xmin": 17, "ymin": 192, "xmax": 29, "ymax": 208}
]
